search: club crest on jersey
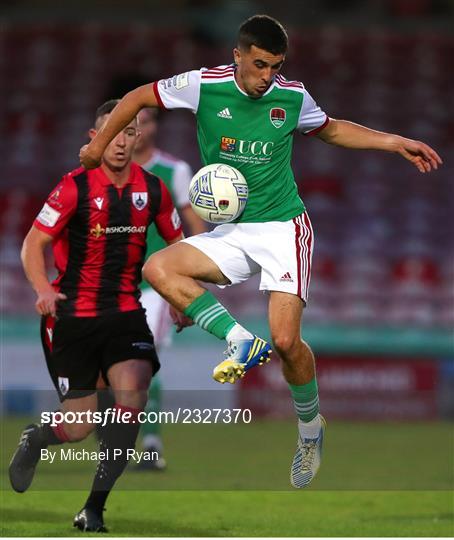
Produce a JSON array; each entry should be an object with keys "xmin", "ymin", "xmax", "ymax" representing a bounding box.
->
[
  {"xmin": 58, "ymin": 377, "xmax": 69, "ymax": 396},
  {"xmin": 270, "ymin": 108, "xmax": 286, "ymax": 128},
  {"xmin": 132, "ymin": 192, "xmax": 148, "ymax": 211}
]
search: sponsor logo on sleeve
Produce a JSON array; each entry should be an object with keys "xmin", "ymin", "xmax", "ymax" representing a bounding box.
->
[
  {"xmin": 48, "ymin": 185, "xmax": 64, "ymax": 208},
  {"xmin": 50, "ymin": 187, "xmax": 61, "ymax": 200},
  {"xmin": 175, "ymin": 72, "xmax": 189, "ymax": 90},
  {"xmin": 171, "ymin": 208, "xmax": 181, "ymax": 230},
  {"xmin": 37, "ymin": 203, "xmax": 61, "ymax": 227},
  {"xmin": 162, "ymin": 72, "xmax": 190, "ymax": 91}
]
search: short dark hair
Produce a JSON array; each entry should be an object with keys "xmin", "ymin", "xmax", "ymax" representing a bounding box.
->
[
  {"xmin": 238, "ymin": 15, "xmax": 288, "ymax": 55},
  {"xmin": 95, "ymin": 99, "xmax": 120, "ymax": 125}
]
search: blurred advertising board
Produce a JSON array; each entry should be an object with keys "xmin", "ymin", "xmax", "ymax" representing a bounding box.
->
[{"xmin": 238, "ymin": 357, "xmax": 439, "ymax": 420}]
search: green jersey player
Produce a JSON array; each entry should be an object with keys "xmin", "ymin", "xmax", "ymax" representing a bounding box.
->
[{"xmin": 80, "ymin": 15, "xmax": 442, "ymax": 488}]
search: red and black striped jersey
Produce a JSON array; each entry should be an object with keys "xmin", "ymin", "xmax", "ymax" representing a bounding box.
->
[{"xmin": 34, "ymin": 163, "xmax": 182, "ymax": 317}]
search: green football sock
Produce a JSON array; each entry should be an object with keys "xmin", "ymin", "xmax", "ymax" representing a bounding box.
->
[
  {"xmin": 289, "ymin": 378, "xmax": 320, "ymax": 422},
  {"xmin": 141, "ymin": 375, "xmax": 162, "ymax": 437},
  {"xmin": 184, "ymin": 290, "xmax": 236, "ymax": 340}
]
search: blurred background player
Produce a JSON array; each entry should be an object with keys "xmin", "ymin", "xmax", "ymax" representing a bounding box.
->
[
  {"xmin": 9, "ymin": 100, "xmax": 183, "ymax": 532},
  {"xmin": 133, "ymin": 107, "xmax": 206, "ymax": 469}
]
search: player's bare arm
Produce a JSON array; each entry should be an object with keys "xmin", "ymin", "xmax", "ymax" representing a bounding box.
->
[
  {"xmin": 21, "ymin": 226, "xmax": 67, "ymax": 317},
  {"xmin": 316, "ymin": 118, "xmax": 443, "ymax": 174},
  {"xmin": 80, "ymin": 84, "xmax": 158, "ymax": 169},
  {"xmin": 167, "ymin": 233, "xmax": 184, "ymax": 246}
]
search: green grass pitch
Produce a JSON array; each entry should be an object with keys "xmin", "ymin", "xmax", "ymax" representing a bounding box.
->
[{"xmin": 1, "ymin": 418, "xmax": 453, "ymax": 536}]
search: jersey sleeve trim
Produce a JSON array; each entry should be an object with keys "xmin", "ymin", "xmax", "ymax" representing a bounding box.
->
[
  {"xmin": 304, "ymin": 116, "xmax": 330, "ymax": 136},
  {"xmin": 155, "ymin": 70, "xmax": 201, "ymax": 113},
  {"xmin": 152, "ymin": 81, "xmax": 166, "ymax": 109}
]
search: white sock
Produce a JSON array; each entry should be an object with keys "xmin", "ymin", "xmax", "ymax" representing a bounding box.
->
[
  {"xmin": 142, "ymin": 434, "xmax": 163, "ymax": 453},
  {"xmin": 226, "ymin": 323, "xmax": 254, "ymax": 343},
  {"xmin": 298, "ymin": 414, "xmax": 322, "ymax": 440}
]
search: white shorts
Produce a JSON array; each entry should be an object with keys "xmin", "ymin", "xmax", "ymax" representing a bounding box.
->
[
  {"xmin": 141, "ymin": 288, "xmax": 172, "ymax": 349},
  {"xmin": 182, "ymin": 212, "xmax": 314, "ymax": 302}
]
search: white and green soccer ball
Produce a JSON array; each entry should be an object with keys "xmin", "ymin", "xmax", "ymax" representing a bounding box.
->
[{"xmin": 189, "ymin": 163, "xmax": 248, "ymax": 224}]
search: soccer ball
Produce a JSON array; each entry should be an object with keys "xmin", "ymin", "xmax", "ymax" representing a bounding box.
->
[{"xmin": 189, "ymin": 163, "xmax": 248, "ymax": 224}]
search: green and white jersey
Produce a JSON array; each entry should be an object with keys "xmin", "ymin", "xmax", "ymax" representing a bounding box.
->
[
  {"xmin": 141, "ymin": 149, "xmax": 192, "ymax": 290},
  {"xmin": 153, "ymin": 65, "xmax": 328, "ymax": 223},
  {"xmin": 142, "ymin": 149, "xmax": 192, "ymax": 211}
]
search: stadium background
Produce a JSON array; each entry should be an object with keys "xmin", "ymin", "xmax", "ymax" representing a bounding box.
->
[{"xmin": 1, "ymin": 0, "xmax": 453, "ymax": 536}]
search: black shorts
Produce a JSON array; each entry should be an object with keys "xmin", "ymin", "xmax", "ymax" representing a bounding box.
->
[{"xmin": 41, "ymin": 309, "xmax": 160, "ymax": 402}]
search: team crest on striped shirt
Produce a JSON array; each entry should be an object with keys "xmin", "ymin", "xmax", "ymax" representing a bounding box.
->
[
  {"xmin": 58, "ymin": 377, "xmax": 69, "ymax": 396},
  {"xmin": 270, "ymin": 108, "xmax": 286, "ymax": 128},
  {"xmin": 132, "ymin": 192, "xmax": 148, "ymax": 211}
]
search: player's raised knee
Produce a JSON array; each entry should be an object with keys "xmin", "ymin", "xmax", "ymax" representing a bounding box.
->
[{"xmin": 142, "ymin": 253, "xmax": 167, "ymax": 289}]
